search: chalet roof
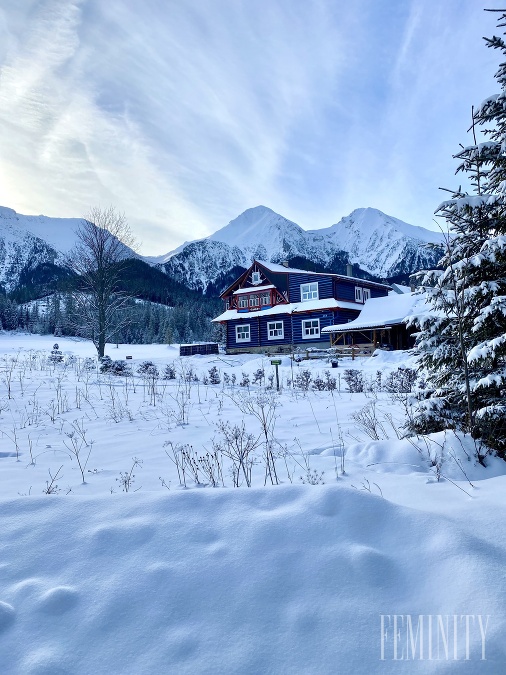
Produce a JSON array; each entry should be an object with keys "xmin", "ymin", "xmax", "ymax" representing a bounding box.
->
[
  {"xmin": 390, "ymin": 283, "xmax": 412, "ymax": 294},
  {"xmin": 322, "ymin": 292, "xmax": 428, "ymax": 333},
  {"xmin": 220, "ymin": 259, "xmax": 391, "ymax": 298},
  {"xmin": 212, "ymin": 298, "xmax": 362, "ymax": 323},
  {"xmin": 256, "ymin": 260, "xmax": 391, "ymax": 289}
]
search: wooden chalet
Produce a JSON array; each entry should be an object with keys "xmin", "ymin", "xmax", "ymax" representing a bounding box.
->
[{"xmin": 212, "ymin": 260, "xmax": 391, "ymax": 354}]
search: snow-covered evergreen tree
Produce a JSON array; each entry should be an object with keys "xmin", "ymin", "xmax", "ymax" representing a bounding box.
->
[{"xmin": 411, "ymin": 10, "xmax": 506, "ymax": 457}]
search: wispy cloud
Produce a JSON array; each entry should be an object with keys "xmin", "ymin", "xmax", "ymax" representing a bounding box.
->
[{"xmin": 0, "ymin": 0, "xmax": 504, "ymax": 253}]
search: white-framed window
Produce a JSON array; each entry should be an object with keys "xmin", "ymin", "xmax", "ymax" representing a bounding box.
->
[
  {"xmin": 260, "ymin": 293, "xmax": 270, "ymax": 306},
  {"xmin": 225, "ymin": 300, "xmax": 230, "ymax": 310},
  {"xmin": 251, "ymin": 271, "xmax": 261, "ymax": 285},
  {"xmin": 355, "ymin": 286, "xmax": 363, "ymax": 303},
  {"xmin": 267, "ymin": 321, "xmax": 284, "ymax": 339},
  {"xmin": 236, "ymin": 324, "xmax": 251, "ymax": 342},
  {"xmin": 300, "ymin": 282, "xmax": 319, "ymax": 302},
  {"xmin": 302, "ymin": 318, "xmax": 320, "ymax": 339},
  {"xmin": 249, "ymin": 295, "xmax": 260, "ymax": 307},
  {"xmin": 238, "ymin": 296, "xmax": 248, "ymax": 309},
  {"xmin": 363, "ymin": 288, "xmax": 371, "ymax": 302}
]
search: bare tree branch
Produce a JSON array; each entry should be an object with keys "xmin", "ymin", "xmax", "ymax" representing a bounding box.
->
[{"xmin": 66, "ymin": 206, "xmax": 137, "ymax": 357}]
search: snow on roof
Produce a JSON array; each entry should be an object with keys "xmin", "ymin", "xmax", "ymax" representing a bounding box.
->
[
  {"xmin": 233, "ymin": 285, "xmax": 275, "ymax": 295},
  {"xmin": 322, "ymin": 292, "xmax": 428, "ymax": 333},
  {"xmin": 256, "ymin": 260, "xmax": 391, "ymax": 288},
  {"xmin": 390, "ymin": 283, "xmax": 412, "ymax": 294},
  {"xmin": 212, "ymin": 298, "xmax": 362, "ymax": 322}
]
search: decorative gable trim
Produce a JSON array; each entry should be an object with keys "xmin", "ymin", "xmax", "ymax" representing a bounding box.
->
[{"xmin": 220, "ymin": 261, "xmax": 276, "ymax": 298}]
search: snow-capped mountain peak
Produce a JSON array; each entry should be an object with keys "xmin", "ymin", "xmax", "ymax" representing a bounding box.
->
[
  {"xmin": 303, "ymin": 207, "xmax": 445, "ymax": 279},
  {"xmin": 0, "ymin": 207, "xmax": 139, "ymax": 293},
  {"xmin": 322, "ymin": 207, "xmax": 445, "ymax": 245},
  {"xmin": 159, "ymin": 205, "xmax": 445, "ymax": 291},
  {"xmin": 208, "ymin": 205, "xmax": 306, "ymax": 260},
  {"xmin": 0, "ymin": 206, "xmax": 83, "ymax": 254},
  {"xmin": 0, "ymin": 203, "xmax": 444, "ymax": 296}
]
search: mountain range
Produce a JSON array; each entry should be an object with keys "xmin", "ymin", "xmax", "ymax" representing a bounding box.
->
[
  {"xmin": 0, "ymin": 204, "xmax": 444, "ymax": 301},
  {"xmin": 154, "ymin": 205, "xmax": 445, "ymax": 293}
]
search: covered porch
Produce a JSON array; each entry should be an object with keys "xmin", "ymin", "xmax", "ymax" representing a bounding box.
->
[{"xmin": 322, "ymin": 292, "xmax": 425, "ymax": 353}]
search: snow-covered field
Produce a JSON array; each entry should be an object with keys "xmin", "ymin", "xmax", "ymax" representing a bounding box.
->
[{"xmin": 0, "ymin": 333, "xmax": 505, "ymax": 673}]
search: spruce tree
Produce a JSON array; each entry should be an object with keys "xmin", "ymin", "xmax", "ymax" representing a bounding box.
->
[{"xmin": 412, "ymin": 10, "xmax": 506, "ymax": 456}]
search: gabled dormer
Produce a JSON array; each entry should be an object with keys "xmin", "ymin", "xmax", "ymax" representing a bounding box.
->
[{"xmin": 221, "ymin": 260, "xmax": 288, "ymax": 311}]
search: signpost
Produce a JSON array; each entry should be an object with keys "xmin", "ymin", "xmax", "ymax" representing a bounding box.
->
[{"xmin": 270, "ymin": 359, "xmax": 281, "ymax": 391}]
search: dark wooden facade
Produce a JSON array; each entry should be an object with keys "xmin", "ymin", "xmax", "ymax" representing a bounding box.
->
[{"xmin": 213, "ymin": 261, "xmax": 391, "ymax": 353}]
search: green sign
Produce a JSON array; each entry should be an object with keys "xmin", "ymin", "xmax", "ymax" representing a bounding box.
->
[{"xmin": 270, "ymin": 359, "xmax": 282, "ymax": 365}]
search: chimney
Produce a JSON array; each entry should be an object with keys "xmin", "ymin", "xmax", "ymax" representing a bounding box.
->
[
  {"xmin": 346, "ymin": 263, "xmax": 354, "ymax": 277},
  {"xmin": 281, "ymin": 260, "xmax": 289, "ymax": 268}
]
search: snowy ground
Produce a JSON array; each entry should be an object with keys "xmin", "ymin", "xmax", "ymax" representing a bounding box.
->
[{"xmin": 0, "ymin": 333, "xmax": 505, "ymax": 673}]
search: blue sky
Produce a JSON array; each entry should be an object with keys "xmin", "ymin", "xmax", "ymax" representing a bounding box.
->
[{"xmin": 0, "ymin": 0, "xmax": 503, "ymax": 254}]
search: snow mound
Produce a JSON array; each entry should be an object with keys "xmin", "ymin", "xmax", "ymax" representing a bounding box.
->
[
  {"xmin": 343, "ymin": 431, "xmax": 506, "ymax": 480},
  {"xmin": 0, "ymin": 487, "xmax": 505, "ymax": 673}
]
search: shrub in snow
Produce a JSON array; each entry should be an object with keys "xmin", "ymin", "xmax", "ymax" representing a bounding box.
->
[
  {"xmin": 300, "ymin": 469, "xmax": 325, "ymax": 485},
  {"xmin": 384, "ymin": 367, "xmax": 418, "ymax": 394},
  {"xmin": 100, "ymin": 356, "xmax": 131, "ymax": 376},
  {"xmin": 229, "ymin": 391, "xmax": 280, "ymax": 485},
  {"xmin": 99, "ymin": 356, "xmax": 112, "ymax": 372},
  {"xmin": 113, "ymin": 360, "xmax": 131, "ymax": 376},
  {"xmin": 343, "ymin": 369, "xmax": 364, "ymax": 393},
  {"xmin": 137, "ymin": 361, "xmax": 159, "ymax": 378},
  {"xmin": 82, "ymin": 357, "xmax": 96, "ymax": 371},
  {"xmin": 208, "ymin": 366, "xmax": 221, "ymax": 385},
  {"xmin": 240, "ymin": 372, "xmax": 250, "ymax": 388},
  {"xmin": 180, "ymin": 364, "xmax": 196, "ymax": 383},
  {"xmin": 213, "ymin": 420, "xmax": 259, "ymax": 487},
  {"xmin": 116, "ymin": 457, "xmax": 142, "ymax": 492},
  {"xmin": 373, "ymin": 370, "xmax": 382, "ymax": 392},
  {"xmin": 63, "ymin": 419, "xmax": 93, "ymax": 484},
  {"xmin": 324, "ymin": 370, "xmax": 337, "ymax": 391},
  {"xmin": 252, "ymin": 368, "xmax": 265, "ymax": 386},
  {"xmin": 311, "ymin": 371, "xmax": 338, "ymax": 391},
  {"xmin": 351, "ymin": 401, "xmax": 386, "ymax": 441},
  {"xmin": 196, "ymin": 451, "xmax": 223, "ymax": 487},
  {"xmin": 162, "ymin": 364, "xmax": 176, "ymax": 380},
  {"xmin": 42, "ymin": 466, "xmax": 63, "ymax": 494},
  {"xmin": 312, "ymin": 375, "xmax": 326, "ymax": 391},
  {"xmin": 49, "ymin": 343, "xmax": 63, "ymax": 364},
  {"xmin": 294, "ymin": 369, "xmax": 312, "ymax": 391}
]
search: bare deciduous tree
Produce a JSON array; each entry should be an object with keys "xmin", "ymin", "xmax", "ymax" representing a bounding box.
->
[{"xmin": 67, "ymin": 206, "xmax": 137, "ymax": 357}]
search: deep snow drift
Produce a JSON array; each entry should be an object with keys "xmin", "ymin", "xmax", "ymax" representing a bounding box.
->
[
  {"xmin": 0, "ymin": 333, "xmax": 505, "ymax": 673},
  {"xmin": 1, "ymin": 487, "xmax": 505, "ymax": 674}
]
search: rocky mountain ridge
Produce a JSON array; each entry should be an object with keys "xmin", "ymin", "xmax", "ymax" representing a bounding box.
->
[
  {"xmin": 157, "ymin": 205, "xmax": 444, "ymax": 292},
  {"xmin": 0, "ymin": 204, "xmax": 444, "ymax": 297}
]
